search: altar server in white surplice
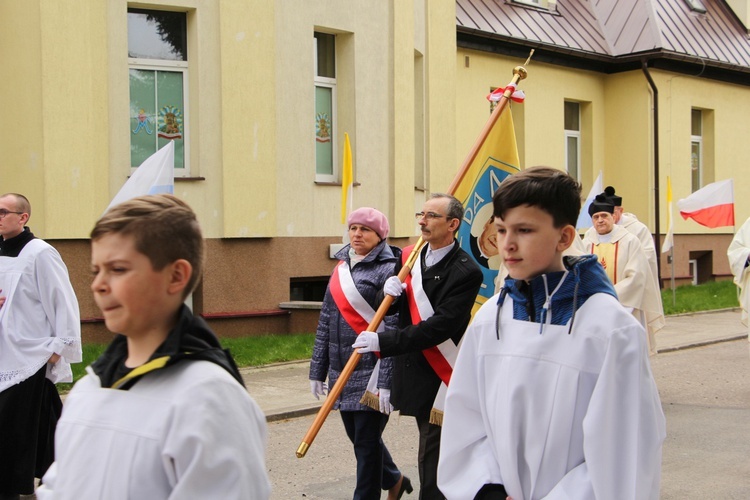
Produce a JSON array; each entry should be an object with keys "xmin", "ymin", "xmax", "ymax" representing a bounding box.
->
[
  {"xmin": 727, "ymin": 217, "xmax": 750, "ymax": 341},
  {"xmin": 0, "ymin": 193, "xmax": 81, "ymax": 498},
  {"xmin": 439, "ymin": 167, "xmax": 665, "ymax": 500}
]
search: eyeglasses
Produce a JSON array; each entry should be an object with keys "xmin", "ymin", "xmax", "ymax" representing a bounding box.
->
[
  {"xmin": 0, "ymin": 209, "xmax": 23, "ymax": 219},
  {"xmin": 415, "ymin": 212, "xmax": 451, "ymax": 221}
]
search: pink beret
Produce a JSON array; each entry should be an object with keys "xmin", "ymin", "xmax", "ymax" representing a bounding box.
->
[{"xmin": 347, "ymin": 207, "xmax": 390, "ymax": 240}]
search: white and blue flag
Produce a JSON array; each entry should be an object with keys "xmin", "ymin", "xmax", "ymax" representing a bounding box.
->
[{"xmin": 106, "ymin": 141, "xmax": 175, "ymax": 212}]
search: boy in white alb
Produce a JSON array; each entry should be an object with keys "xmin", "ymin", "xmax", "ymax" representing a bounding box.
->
[
  {"xmin": 438, "ymin": 167, "xmax": 665, "ymax": 500},
  {"xmin": 37, "ymin": 195, "xmax": 270, "ymax": 499},
  {"xmin": 727, "ymin": 216, "xmax": 750, "ymax": 340}
]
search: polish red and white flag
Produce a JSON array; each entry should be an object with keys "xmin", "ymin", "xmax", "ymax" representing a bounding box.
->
[{"xmin": 677, "ymin": 179, "xmax": 734, "ymax": 228}]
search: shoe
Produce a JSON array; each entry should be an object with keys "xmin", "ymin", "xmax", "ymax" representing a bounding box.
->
[{"xmin": 396, "ymin": 475, "xmax": 413, "ymax": 499}]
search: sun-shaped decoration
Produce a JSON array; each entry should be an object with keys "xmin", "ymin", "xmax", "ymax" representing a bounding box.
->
[
  {"xmin": 158, "ymin": 105, "xmax": 183, "ymax": 140},
  {"xmin": 315, "ymin": 112, "xmax": 331, "ymax": 143}
]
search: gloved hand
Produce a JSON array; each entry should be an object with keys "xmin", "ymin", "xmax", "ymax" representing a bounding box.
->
[
  {"xmin": 310, "ymin": 380, "xmax": 328, "ymax": 400},
  {"xmin": 379, "ymin": 388, "xmax": 393, "ymax": 414},
  {"xmin": 383, "ymin": 276, "xmax": 406, "ymax": 297},
  {"xmin": 352, "ymin": 331, "xmax": 380, "ymax": 353}
]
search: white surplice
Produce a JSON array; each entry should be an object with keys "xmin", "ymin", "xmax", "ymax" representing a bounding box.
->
[
  {"xmin": 619, "ymin": 212, "xmax": 661, "ymax": 293},
  {"xmin": 583, "ymin": 225, "xmax": 664, "ymax": 353},
  {"xmin": 727, "ymin": 217, "xmax": 750, "ymax": 339},
  {"xmin": 0, "ymin": 239, "xmax": 81, "ymax": 392},
  {"xmin": 438, "ymin": 293, "xmax": 665, "ymax": 500}
]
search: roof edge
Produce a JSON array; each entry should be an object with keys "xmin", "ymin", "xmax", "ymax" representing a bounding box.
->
[{"xmin": 457, "ymin": 28, "xmax": 750, "ymax": 86}]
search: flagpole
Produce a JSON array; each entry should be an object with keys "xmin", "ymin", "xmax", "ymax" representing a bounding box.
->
[
  {"xmin": 297, "ymin": 55, "xmax": 533, "ymax": 459},
  {"xmin": 670, "ymin": 247, "xmax": 675, "ymax": 307},
  {"xmin": 447, "ymin": 53, "xmax": 531, "ymax": 194}
]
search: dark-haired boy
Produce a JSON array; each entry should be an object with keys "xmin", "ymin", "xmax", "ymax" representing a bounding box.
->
[
  {"xmin": 438, "ymin": 167, "xmax": 665, "ymax": 500},
  {"xmin": 38, "ymin": 194, "xmax": 270, "ymax": 499}
]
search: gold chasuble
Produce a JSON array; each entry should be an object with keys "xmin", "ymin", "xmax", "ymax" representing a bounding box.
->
[
  {"xmin": 590, "ymin": 242, "xmax": 619, "ymax": 284},
  {"xmin": 582, "ymin": 224, "xmax": 665, "ymax": 354}
]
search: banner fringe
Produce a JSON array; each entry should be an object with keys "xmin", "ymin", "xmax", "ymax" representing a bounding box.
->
[
  {"xmin": 359, "ymin": 390, "xmax": 380, "ymax": 412},
  {"xmin": 429, "ymin": 408, "xmax": 444, "ymax": 427}
]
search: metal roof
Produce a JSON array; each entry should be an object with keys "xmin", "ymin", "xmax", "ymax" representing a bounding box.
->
[{"xmin": 456, "ymin": 0, "xmax": 750, "ymax": 72}]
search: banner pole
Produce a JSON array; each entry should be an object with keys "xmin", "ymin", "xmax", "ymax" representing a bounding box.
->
[{"xmin": 297, "ymin": 52, "xmax": 533, "ymax": 458}]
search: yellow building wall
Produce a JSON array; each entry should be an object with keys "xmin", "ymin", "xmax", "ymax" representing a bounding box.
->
[
  {"xmin": 0, "ymin": 0, "xmax": 108, "ymax": 239},
  {"xmin": 275, "ymin": 0, "xmax": 394, "ymax": 238},
  {"xmin": 1, "ymin": 0, "xmax": 458, "ymax": 242},
  {"xmin": 219, "ymin": 0, "xmax": 276, "ymax": 237},
  {"xmin": 272, "ymin": 0, "xmax": 455, "ymax": 239},
  {"xmin": 0, "ymin": 1, "xmax": 44, "ymax": 225},
  {"xmin": 106, "ymin": 0, "xmax": 231, "ymax": 239},
  {"xmin": 391, "ymin": 1, "xmax": 417, "ymax": 237},
  {"xmin": 424, "ymin": 0, "xmax": 458, "ymax": 197},
  {"xmin": 602, "ymin": 71, "xmax": 655, "ymax": 228},
  {"xmin": 652, "ymin": 69, "xmax": 750, "ymax": 235}
]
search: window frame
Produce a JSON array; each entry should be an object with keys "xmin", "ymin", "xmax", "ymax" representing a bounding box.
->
[
  {"xmin": 684, "ymin": 0, "xmax": 707, "ymax": 14},
  {"xmin": 564, "ymin": 101, "xmax": 581, "ymax": 182},
  {"xmin": 314, "ymin": 32, "xmax": 338, "ymax": 184},
  {"xmin": 127, "ymin": 10, "xmax": 190, "ymax": 176},
  {"xmin": 691, "ymin": 109, "xmax": 703, "ymax": 193},
  {"xmin": 511, "ymin": 0, "xmax": 557, "ymax": 11}
]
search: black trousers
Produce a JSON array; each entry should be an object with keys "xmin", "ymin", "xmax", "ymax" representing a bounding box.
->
[
  {"xmin": 0, "ymin": 366, "xmax": 62, "ymax": 495},
  {"xmin": 340, "ymin": 410, "xmax": 401, "ymax": 500},
  {"xmin": 415, "ymin": 413, "xmax": 444, "ymax": 500}
]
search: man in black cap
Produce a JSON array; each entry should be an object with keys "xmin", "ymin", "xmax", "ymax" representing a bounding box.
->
[
  {"xmin": 582, "ymin": 194, "xmax": 664, "ymax": 353},
  {"xmin": 604, "ymin": 186, "xmax": 660, "ymax": 292}
]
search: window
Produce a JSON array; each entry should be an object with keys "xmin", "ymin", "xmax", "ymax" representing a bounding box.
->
[
  {"xmin": 314, "ymin": 32, "xmax": 337, "ymax": 182},
  {"xmin": 511, "ymin": 0, "xmax": 557, "ymax": 11},
  {"xmin": 290, "ymin": 277, "xmax": 329, "ymax": 302},
  {"xmin": 128, "ymin": 9, "xmax": 188, "ymax": 173},
  {"xmin": 684, "ymin": 0, "xmax": 707, "ymax": 13},
  {"xmin": 414, "ymin": 53, "xmax": 425, "ymax": 190},
  {"xmin": 691, "ymin": 109, "xmax": 703, "ymax": 192},
  {"xmin": 564, "ymin": 101, "xmax": 581, "ymax": 182}
]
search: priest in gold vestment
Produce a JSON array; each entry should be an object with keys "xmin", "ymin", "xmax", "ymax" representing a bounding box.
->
[{"xmin": 583, "ymin": 195, "xmax": 664, "ymax": 353}]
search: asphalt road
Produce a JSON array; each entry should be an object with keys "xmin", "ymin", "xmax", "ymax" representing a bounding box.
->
[{"xmin": 267, "ymin": 339, "xmax": 750, "ymax": 499}]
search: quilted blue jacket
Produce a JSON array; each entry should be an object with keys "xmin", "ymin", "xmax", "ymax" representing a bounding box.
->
[{"xmin": 309, "ymin": 240, "xmax": 400, "ymax": 411}]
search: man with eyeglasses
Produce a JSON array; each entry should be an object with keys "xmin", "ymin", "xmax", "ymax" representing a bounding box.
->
[
  {"xmin": 0, "ymin": 193, "xmax": 81, "ymax": 500},
  {"xmin": 353, "ymin": 193, "xmax": 483, "ymax": 499}
]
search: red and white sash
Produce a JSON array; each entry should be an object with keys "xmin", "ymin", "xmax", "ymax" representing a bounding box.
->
[
  {"xmin": 402, "ymin": 245, "xmax": 460, "ymax": 426},
  {"xmin": 329, "ymin": 261, "xmax": 386, "ymax": 412},
  {"xmin": 330, "ymin": 262, "xmax": 384, "ymax": 336}
]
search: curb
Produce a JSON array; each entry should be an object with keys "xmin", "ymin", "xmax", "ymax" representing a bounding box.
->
[
  {"xmin": 664, "ymin": 307, "xmax": 741, "ymax": 318},
  {"xmin": 656, "ymin": 334, "xmax": 748, "ymax": 354},
  {"xmin": 266, "ymin": 405, "xmax": 321, "ymax": 423}
]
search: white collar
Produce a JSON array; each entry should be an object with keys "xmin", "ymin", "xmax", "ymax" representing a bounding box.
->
[{"xmin": 425, "ymin": 241, "xmax": 455, "ymax": 267}]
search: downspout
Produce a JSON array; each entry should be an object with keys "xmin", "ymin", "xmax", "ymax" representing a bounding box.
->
[{"xmin": 641, "ymin": 60, "xmax": 661, "ymax": 281}]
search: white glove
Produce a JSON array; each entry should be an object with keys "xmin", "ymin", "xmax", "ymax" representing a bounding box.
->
[
  {"xmin": 383, "ymin": 276, "xmax": 406, "ymax": 297},
  {"xmin": 352, "ymin": 331, "xmax": 380, "ymax": 353},
  {"xmin": 310, "ymin": 380, "xmax": 328, "ymax": 400},
  {"xmin": 379, "ymin": 388, "xmax": 393, "ymax": 414}
]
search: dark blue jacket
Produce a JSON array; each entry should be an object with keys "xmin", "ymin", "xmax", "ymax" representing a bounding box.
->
[{"xmin": 309, "ymin": 240, "xmax": 400, "ymax": 411}]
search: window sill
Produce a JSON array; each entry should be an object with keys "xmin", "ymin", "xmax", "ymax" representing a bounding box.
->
[
  {"xmin": 314, "ymin": 181, "xmax": 361, "ymax": 187},
  {"xmin": 175, "ymin": 176, "xmax": 206, "ymax": 182},
  {"xmin": 279, "ymin": 301, "xmax": 323, "ymax": 310}
]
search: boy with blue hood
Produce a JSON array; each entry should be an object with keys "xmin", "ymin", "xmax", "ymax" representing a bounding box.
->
[{"xmin": 438, "ymin": 167, "xmax": 665, "ymax": 500}]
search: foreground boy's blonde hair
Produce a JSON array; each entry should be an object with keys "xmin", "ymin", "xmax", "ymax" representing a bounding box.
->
[{"xmin": 91, "ymin": 194, "xmax": 204, "ymax": 298}]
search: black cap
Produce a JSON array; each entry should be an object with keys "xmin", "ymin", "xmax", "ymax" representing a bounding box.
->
[
  {"xmin": 604, "ymin": 186, "xmax": 622, "ymax": 207},
  {"xmin": 588, "ymin": 194, "xmax": 615, "ymax": 217}
]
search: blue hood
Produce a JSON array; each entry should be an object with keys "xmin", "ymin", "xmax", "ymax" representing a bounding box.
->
[{"xmin": 497, "ymin": 254, "xmax": 616, "ymax": 334}]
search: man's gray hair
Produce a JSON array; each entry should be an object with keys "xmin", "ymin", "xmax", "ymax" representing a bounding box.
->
[{"xmin": 430, "ymin": 193, "xmax": 464, "ymax": 233}]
